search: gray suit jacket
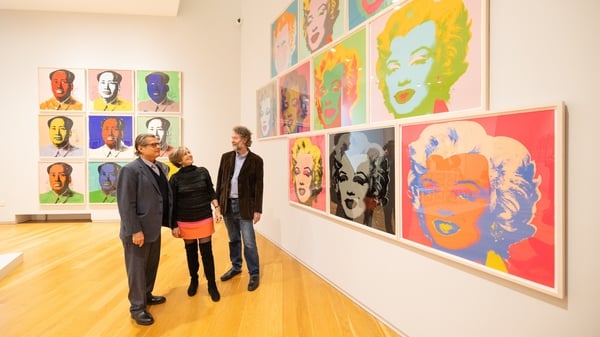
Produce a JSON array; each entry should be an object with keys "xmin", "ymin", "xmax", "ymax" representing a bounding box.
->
[{"xmin": 117, "ymin": 157, "xmax": 172, "ymax": 242}]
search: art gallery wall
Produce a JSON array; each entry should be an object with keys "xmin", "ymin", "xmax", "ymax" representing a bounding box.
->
[
  {"xmin": 0, "ymin": 0, "xmax": 242, "ymax": 222},
  {"xmin": 0, "ymin": 0, "xmax": 598, "ymax": 336},
  {"xmin": 240, "ymin": 0, "xmax": 600, "ymax": 336}
]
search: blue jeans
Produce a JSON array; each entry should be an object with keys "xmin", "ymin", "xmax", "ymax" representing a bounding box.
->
[{"xmin": 223, "ymin": 199, "xmax": 260, "ymax": 276}]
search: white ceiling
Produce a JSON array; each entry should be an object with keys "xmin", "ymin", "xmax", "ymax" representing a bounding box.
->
[{"xmin": 0, "ymin": 0, "xmax": 181, "ymax": 17}]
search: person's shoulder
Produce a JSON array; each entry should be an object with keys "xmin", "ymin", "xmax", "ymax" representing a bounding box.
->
[
  {"xmin": 249, "ymin": 151, "xmax": 264, "ymax": 161},
  {"xmin": 122, "ymin": 158, "xmax": 142, "ymax": 169},
  {"xmin": 196, "ymin": 166, "xmax": 210, "ymax": 173}
]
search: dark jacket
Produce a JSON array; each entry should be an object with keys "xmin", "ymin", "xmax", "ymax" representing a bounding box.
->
[
  {"xmin": 216, "ymin": 150, "xmax": 263, "ymax": 220},
  {"xmin": 117, "ymin": 158, "xmax": 173, "ymax": 242}
]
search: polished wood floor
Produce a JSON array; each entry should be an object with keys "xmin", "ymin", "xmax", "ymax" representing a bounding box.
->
[{"xmin": 0, "ymin": 221, "xmax": 401, "ymax": 337}]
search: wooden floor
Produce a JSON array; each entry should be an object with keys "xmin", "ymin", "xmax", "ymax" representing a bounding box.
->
[{"xmin": 0, "ymin": 221, "xmax": 402, "ymax": 337}]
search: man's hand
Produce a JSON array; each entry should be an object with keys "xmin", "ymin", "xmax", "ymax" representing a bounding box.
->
[{"xmin": 132, "ymin": 231, "xmax": 144, "ymax": 247}]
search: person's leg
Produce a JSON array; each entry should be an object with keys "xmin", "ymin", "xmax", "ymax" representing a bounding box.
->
[
  {"xmin": 145, "ymin": 235, "xmax": 162, "ymax": 298},
  {"xmin": 240, "ymin": 218, "xmax": 260, "ymax": 291},
  {"xmin": 240, "ymin": 218, "xmax": 260, "ymax": 276},
  {"xmin": 123, "ymin": 240, "xmax": 149, "ymax": 314},
  {"xmin": 223, "ymin": 200, "xmax": 242, "ymax": 271},
  {"xmin": 199, "ymin": 237, "xmax": 220, "ymax": 301},
  {"xmin": 184, "ymin": 239, "xmax": 199, "ymax": 296}
]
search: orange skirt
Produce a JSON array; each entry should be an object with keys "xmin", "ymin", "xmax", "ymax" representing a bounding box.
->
[{"xmin": 177, "ymin": 217, "xmax": 215, "ymax": 239}]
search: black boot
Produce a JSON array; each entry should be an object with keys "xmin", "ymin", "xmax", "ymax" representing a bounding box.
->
[
  {"xmin": 200, "ymin": 241, "xmax": 220, "ymax": 302},
  {"xmin": 185, "ymin": 242, "xmax": 199, "ymax": 296}
]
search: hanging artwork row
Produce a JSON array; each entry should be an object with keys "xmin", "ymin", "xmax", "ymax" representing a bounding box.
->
[
  {"xmin": 259, "ymin": 0, "xmax": 488, "ymax": 139},
  {"xmin": 286, "ymin": 103, "xmax": 565, "ymax": 299}
]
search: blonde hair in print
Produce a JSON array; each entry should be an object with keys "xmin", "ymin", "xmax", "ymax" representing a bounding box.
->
[
  {"xmin": 314, "ymin": 44, "xmax": 361, "ymax": 126},
  {"xmin": 376, "ymin": 0, "xmax": 471, "ymax": 112}
]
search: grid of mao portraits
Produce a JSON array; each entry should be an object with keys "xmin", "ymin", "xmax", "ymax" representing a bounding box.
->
[
  {"xmin": 258, "ymin": 0, "xmax": 487, "ymax": 139},
  {"xmin": 38, "ymin": 68, "xmax": 182, "ymax": 206},
  {"xmin": 287, "ymin": 104, "xmax": 566, "ymax": 299}
]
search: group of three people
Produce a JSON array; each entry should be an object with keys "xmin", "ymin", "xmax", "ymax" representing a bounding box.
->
[{"xmin": 117, "ymin": 126, "xmax": 264, "ymax": 326}]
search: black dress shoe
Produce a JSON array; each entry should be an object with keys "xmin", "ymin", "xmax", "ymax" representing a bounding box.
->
[
  {"xmin": 146, "ymin": 295, "xmax": 166, "ymax": 305},
  {"xmin": 131, "ymin": 310, "xmax": 154, "ymax": 326},
  {"xmin": 220, "ymin": 268, "xmax": 241, "ymax": 281},
  {"xmin": 248, "ymin": 275, "xmax": 260, "ymax": 291}
]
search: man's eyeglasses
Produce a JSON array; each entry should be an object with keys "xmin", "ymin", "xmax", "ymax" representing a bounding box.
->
[{"xmin": 143, "ymin": 142, "xmax": 161, "ymax": 148}]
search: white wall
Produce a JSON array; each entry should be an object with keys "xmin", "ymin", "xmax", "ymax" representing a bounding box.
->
[
  {"xmin": 1, "ymin": 0, "xmax": 599, "ymax": 336},
  {"xmin": 0, "ymin": 0, "xmax": 241, "ymax": 222},
  {"xmin": 241, "ymin": 0, "xmax": 600, "ymax": 336}
]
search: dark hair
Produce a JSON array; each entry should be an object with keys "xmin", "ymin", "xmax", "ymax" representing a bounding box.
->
[
  {"xmin": 233, "ymin": 125, "xmax": 253, "ymax": 147},
  {"xmin": 101, "ymin": 117, "xmax": 126, "ymax": 130},
  {"xmin": 47, "ymin": 116, "xmax": 74, "ymax": 130},
  {"xmin": 145, "ymin": 71, "xmax": 170, "ymax": 84},
  {"xmin": 97, "ymin": 162, "xmax": 122, "ymax": 174},
  {"xmin": 49, "ymin": 69, "xmax": 75, "ymax": 83},
  {"xmin": 145, "ymin": 117, "xmax": 171, "ymax": 130},
  {"xmin": 97, "ymin": 70, "xmax": 123, "ymax": 83},
  {"xmin": 134, "ymin": 133, "xmax": 158, "ymax": 156},
  {"xmin": 46, "ymin": 162, "xmax": 73, "ymax": 176}
]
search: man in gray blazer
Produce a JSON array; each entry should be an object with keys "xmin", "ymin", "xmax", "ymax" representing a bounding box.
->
[{"xmin": 117, "ymin": 133, "xmax": 172, "ymax": 326}]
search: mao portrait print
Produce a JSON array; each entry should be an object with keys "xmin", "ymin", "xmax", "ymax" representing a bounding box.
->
[
  {"xmin": 88, "ymin": 69, "xmax": 134, "ymax": 112},
  {"xmin": 38, "ymin": 114, "xmax": 85, "ymax": 158},
  {"xmin": 401, "ymin": 107, "xmax": 561, "ymax": 290},
  {"xmin": 88, "ymin": 161, "xmax": 126, "ymax": 204},
  {"xmin": 38, "ymin": 68, "xmax": 86, "ymax": 112},
  {"xmin": 329, "ymin": 127, "xmax": 395, "ymax": 235},
  {"xmin": 136, "ymin": 115, "xmax": 181, "ymax": 158},
  {"xmin": 369, "ymin": 0, "xmax": 485, "ymax": 121},
  {"xmin": 39, "ymin": 161, "xmax": 85, "ymax": 205},
  {"xmin": 136, "ymin": 70, "xmax": 182, "ymax": 113},
  {"xmin": 88, "ymin": 115, "xmax": 134, "ymax": 159}
]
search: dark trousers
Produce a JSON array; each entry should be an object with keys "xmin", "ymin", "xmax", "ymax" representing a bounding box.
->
[{"xmin": 122, "ymin": 235, "xmax": 161, "ymax": 314}]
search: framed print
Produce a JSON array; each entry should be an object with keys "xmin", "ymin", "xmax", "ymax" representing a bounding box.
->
[
  {"xmin": 288, "ymin": 134, "xmax": 327, "ymax": 212},
  {"xmin": 256, "ymin": 80, "xmax": 278, "ymax": 139},
  {"xmin": 279, "ymin": 61, "xmax": 311, "ymax": 135},
  {"xmin": 39, "ymin": 114, "xmax": 85, "ymax": 158},
  {"xmin": 39, "ymin": 161, "xmax": 85, "ymax": 205},
  {"xmin": 87, "ymin": 69, "xmax": 134, "ymax": 113},
  {"xmin": 400, "ymin": 104, "xmax": 565, "ymax": 297},
  {"xmin": 88, "ymin": 161, "xmax": 127, "ymax": 204},
  {"xmin": 313, "ymin": 28, "xmax": 367, "ymax": 130},
  {"xmin": 136, "ymin": 115, "xmax": 181, "ymax": 158},
  {"xmin": 38, "ymin": 67, "xmax": 86, "ymax": 112},
  {"xmin": 298, "ymin": 0, "xmax": 345, "ymax": 60},
  {"xmin": 329, "ymin": 126, "xmax": 396, "ymax": 235},
  {"xmin": 348, "ymin": 0, "xmax": 396, "ymax": 31},
  {"xmin": 271, "ymin": 0, "xmax": 299, "ymax": 78},
  {"xmin": 369, "ymin": 0, "xmax": 488, "ymax": 121},
  {"xmin": 136, "ymin": 70, "xmax": 182, "ymax": 113},
  {"xmin": 88, "ymin": 115, "xmax": 134, "ymax": 159}
]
